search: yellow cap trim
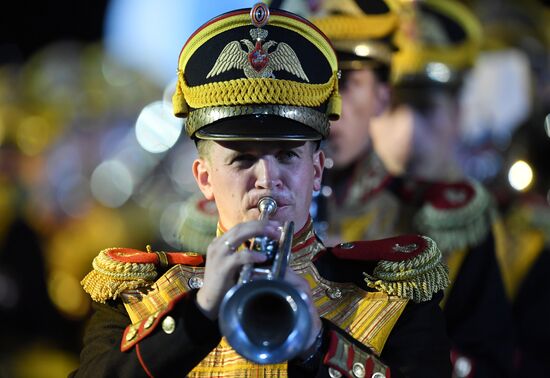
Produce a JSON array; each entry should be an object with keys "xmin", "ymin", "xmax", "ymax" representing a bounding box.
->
[
  {"xmin": 391, "ymin": 0, "xmax": 482, "ymax": 83},
  {"xmin": 313, "ymin": 13, "xmax": 398, "ymax": 41},
  {"xmin": 181, "ymin": 74, "xmax": 337, "ymax": 109}
]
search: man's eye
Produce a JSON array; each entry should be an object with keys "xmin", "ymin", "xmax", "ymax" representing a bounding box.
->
[
  {"xmin": 231, "ymin": 154, "xmax": 256, "ymax": 166},
  {"xmin": 277, "ymin": 151, "xmax": 298, "ymax": 162}
]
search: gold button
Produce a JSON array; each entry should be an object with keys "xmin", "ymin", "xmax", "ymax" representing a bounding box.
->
[
  {"xmin": 339, "ymin": 242, "xmax": 354, "ymax": 249},
  {"xmin": 352, "ymin": 362, "xmax": 365, "ymax": 378},
  {"xmin": 326, "ymin": 287, "xmax": 342, "ymax": 299},
  {"xmin": 184, "ymin": 252, "xmax": 199, "ymax": 257},
  {"xmin": 162, "ymin": 316, "xmax": 176, "ymax": 334},
  {"xmin": 188, "ymin": 276, "xmax": 203, "ymax": 289},
  {"xmin": 125, "ymin": 327, "xmax": 137, "ymax": 342},
  {"xmin": 143, "ymin": 315, "xmax": 155, "ymax": 329},
  {"xmin": 328, "ymin": 367, "xmax": 342, "ymax": 378},
  {"xmin": 392, "ymin": 243, "xmax": 417, "ymax": 253}
]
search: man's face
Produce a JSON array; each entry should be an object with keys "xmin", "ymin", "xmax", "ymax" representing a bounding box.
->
[
  {"xmin": 327, "ymin": 68, "xmax": 389, "ymax": 169},
  {"xmin": 408, "ymin": 97, "xmax": 460, "ymax": 179},
  {"xmin": 370, "ymin": 97, "xmax": 460, "ymax": 180},
  {"xmin": 193, "ymin": 140, "xmax": 324, "ymax": 231}
]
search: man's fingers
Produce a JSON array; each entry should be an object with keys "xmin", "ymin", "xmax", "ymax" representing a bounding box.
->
[
  {"xmin": 284, "ymin": 269, "xmax": 313, "ymax": 295},
  {"xmin": 230, "ymin": 249, "xmax": 268, "ymax": 266},
  {"xmin": 218, "ymin": 220, "xmax": 281, "ymax": 250}
]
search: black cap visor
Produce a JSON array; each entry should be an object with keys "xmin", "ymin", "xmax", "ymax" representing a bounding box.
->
[{"xmin": 194, "ymin": 114, "xmax": 322, "ymax": 141}]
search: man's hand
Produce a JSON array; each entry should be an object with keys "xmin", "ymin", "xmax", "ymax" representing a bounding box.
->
[
  {"xmin": 196, "ymin": 220, "xmax": 281, "ymax": 320},
  {"xmin": 284, "ymin": 269, "xmax": 323, "ymax": 356}
]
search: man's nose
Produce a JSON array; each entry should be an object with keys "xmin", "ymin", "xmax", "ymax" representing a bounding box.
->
[{"xmin": 255, "ymin": 158, "xmax": 283, "ymax": 189}]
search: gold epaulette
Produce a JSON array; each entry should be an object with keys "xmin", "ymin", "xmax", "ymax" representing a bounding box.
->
[
  {"xmin": 414, "ymin": 180, "xmax": 495, "ymax": 253},
  {"xmin": 332, "ymin": 234, "xmax": 449, "ymax": 303},
  {"xmin": 81, "ymin": 246, "xmax": 203, "ymax": 303}
]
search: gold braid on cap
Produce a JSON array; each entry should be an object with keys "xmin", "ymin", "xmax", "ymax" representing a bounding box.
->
[
  {"xmin": 312, "ymin": 13, "xmax": 398, "ymax": 41},
  {"xmin": 179, "ymin": 75, "xmax": 338, "ymax": 113},
  {"xmin": 363, "ymin": 236, "xmax": 449, "ymax": 303}
]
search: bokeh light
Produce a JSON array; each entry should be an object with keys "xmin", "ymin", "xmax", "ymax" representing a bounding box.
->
[
  {"xmin": 159, "ymin": 201, "xmax": 186, "ymax": 248},
  {"xmin": 90, "ymin": 159, "xmax": 134, "ymax": 207},
  {"xmin": 354, "ymin": 44, "xmax": 371, "ymax": 57},
  {"xmin": 508, "ymin": 160, "xmax": 534, "ymax": 191},
  {"xmin": 47, "ymin": 270, "xmax": 89, "ymax": 318},
  {"xmin": 426, "ymin": 62, "xmax": 451, "ymax": 83},
  {"xmin": 135, "ymin": 101, "xmax": 183, "ymax": 153}
]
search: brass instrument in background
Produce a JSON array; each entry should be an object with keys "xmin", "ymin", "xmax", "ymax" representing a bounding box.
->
[{"xmin": 218, "ymin": 197, "xmax": 312, "ymax": 364}]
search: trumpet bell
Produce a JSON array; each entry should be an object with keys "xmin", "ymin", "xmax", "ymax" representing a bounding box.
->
[{"xmin": 219, "ymin": 279, "xmax": 312, "ymax": 364}]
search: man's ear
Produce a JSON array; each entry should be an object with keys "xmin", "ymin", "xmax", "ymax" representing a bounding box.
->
[
  {"xmin": 312, "ymin": 148, "xmax": 325, "ymax": 192},
  {"xmin": 192, "ymin": 158, "xmax": 214, "ymax": 200}
]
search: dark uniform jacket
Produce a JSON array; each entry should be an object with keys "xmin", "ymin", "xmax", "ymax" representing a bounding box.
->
[
  {"xmin": 321, "ymin": 152, "xmax": 515, "ymax": 378},
  {"xmin": 71, "ymin": 221, "xmax": 451, "ymax": 377},
  {"xmin": 502, "ymin": 197, "xmax": 550, "ymax": 377}
]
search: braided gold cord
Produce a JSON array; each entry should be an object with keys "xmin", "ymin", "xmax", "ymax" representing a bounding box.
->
[
  {"xmin": 181, "ymin": 75, "xmax": 337, "ymax": 110},
  {"xmin": 313, "ymin": 14, "xmax": 398, "ymax": 40},
  {"xmin": 364, "ymin": 236, "xmax": 449, "ymax": 303}
]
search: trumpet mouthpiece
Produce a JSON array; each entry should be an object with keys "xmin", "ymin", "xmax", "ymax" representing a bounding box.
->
[{"xmin": 258, "ymin": 197, "xmax": 277, "ymax": 219}]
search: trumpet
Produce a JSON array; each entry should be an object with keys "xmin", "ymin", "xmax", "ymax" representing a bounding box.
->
[{"xmin": 218, "ymin": 197, "xmax": 312, "ymax": 364}]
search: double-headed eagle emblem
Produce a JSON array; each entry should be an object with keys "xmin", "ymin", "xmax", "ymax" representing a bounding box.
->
[{"xmin": 207, "ymin": 27, "xmax": 310, "ymax": 82}]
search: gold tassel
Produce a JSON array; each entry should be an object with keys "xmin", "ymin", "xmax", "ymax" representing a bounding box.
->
[
  {"xmin": 364, "ymin": 236, "xmax": 450, "ymax": 303},
  {"xmin": 81, "ymin": 248, "xmax": 158, "ymax": 304},
  {"xmin": 327, "ymin": 72, "xmax": 341, "ymax": 120},
  {"xmin": 327, "ymin": 92, "xmax": 341, "ymax": 121},
  {"xmin": 172, "ymin": 73, "xmax": 189, "ymax": 118}
]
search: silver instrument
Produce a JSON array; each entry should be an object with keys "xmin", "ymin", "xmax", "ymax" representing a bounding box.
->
[{"xmin": 218, "ymin": 197, "xmax": 312, "ymax": 364}]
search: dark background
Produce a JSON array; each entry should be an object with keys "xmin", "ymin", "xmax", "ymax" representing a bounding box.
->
[{"xmin": 0, "ymin": 1, "xmax": 109, "ymax": 64}]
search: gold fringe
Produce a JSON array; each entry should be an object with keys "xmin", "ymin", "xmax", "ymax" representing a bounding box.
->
[
  {"xmin": 364, "ymin": 236, "xmax": 449, "ymax": 303},
  {"xmin": 414, "ymin": 180, "xmax": 494, "ymax": 253},
  {"xmin": 81, "ymin": 248, "xmax": 158, "ymax": 304}
]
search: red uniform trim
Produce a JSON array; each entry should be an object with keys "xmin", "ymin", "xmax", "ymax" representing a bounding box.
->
[
  {"xmin": 347, "ymin": 342, "xmax": 355, "ymax": 369},
  {"xmin": 364, "ymin": 357, "xmax": 374, "ymax": 376},
  {"xmin": 105, "ymin": 248, "xmax": 203, "ymax": 266},
  {"xmin": 425, "ymin": 182, "xmax": 475, "ymax": 210},
  {"xmin": 331, "ymin": 234, "xmax": 427, "ymax": 262},
  {"xmin": 136, "ymin": 344, "xmax": 155, "ymax": 378}
]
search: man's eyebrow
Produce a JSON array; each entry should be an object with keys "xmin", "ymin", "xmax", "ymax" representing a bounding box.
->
[{"xmin": 224, "ymin": 150, "xmax": 256, "ymax": 163}]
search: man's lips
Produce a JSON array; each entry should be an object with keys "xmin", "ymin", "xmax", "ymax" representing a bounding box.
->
[
  {"xmin": 249, "ymin": 193, "xmax": 292, "ymax": 208},
  {"xmin": 247, "ymin": 203, "xmax": 291, "ymax": 213}
]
